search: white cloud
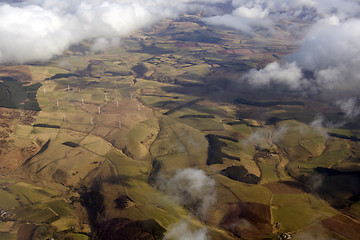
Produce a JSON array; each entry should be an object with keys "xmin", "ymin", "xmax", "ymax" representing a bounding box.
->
[
  {"xmin": 0, "ymin": 0, "xmax": 226, "ymax": 64},
  {"xmin": 91, "ymin": 37, "xmax": 120, "ymax": 52},
  {"xmin": 309, "ymin": 115, "xmax": 328, "ymax": 138},
  {"xmin": 336, "ymin": 98, "xmax": 360, "ymax": 118},
  {"xmin": 156, "ymin": 168, "xmax": 216, "ymax": 220},
  {"xmin": 203, "ymin": 0, "xmax": 319, "ymax": 33},
  {"xmin": 203, "ymin": 0, "xmax": 360, "ymax": 38},
  {"xmin": 242, "ymin": 129, "xmax": 270, "ymax": 147},
  {"xmin": 164, "ymin": 221, "xmax": 209, "ymax": 240},
  {"xmin": 288, "ymin": 18, "xmax": 360, "ymax": 93},
  {"xmin": 242, "ymin": 62, "xmax": 306, "ymax": 90},
  {"xmin": 272, "ymin": 125, "xmax": 288, "ymax": 143},
  {"xmin": 204, "ymin": 1, "xmax": 360, "ymax": 95},
  {"xmin": 234, "ymin": 5, "xmax": 269, "ymax": 19},
  {"xmin": 0, "ymin": 4, "xmax": 74, "ymax": 63},
  {"xmin": 241, "ymin": 17, "xmax": 360, "ymax": 95}
]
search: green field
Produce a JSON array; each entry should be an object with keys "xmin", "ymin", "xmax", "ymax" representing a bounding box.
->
[
  {"xmin": 0, "ymin": 190, "xmax": 20, "ymax": 209},
  {"xmin": 0, "ymin": 232, "xmax": 16, "ymax": 240}
]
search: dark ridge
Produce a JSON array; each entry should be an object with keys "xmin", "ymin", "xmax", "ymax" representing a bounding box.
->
[
  {"xmin": 235, "ymin": 98, "xmax": 304, "ymax": 107},
  {"xmin": 143, "ymin": 94, "xmax": 179, "ymax": 99},
  {"xmin": 205, "ymin": 134, "xmax": 227, "ymax": 165},
  {"xmin": 272, "ymin": 54, "xmax": 280, "ymax": 59},
  {"xmin": 227, "ymin": 119, "xmax": 263, "ymax": 128},
  {"xmin": 314, "ymin": 167, "xmax": 360, "ymax": 177},
  {"xmin": 32, "ymin": 139, "xmax": 50, "ymax": 157},
  {"xmin": 247, "ymin": 124, "xmax": 263, "ymax": 128},
  {"xmin": 254, "ymin": 144, "xmax": 270, "ymax": 153},
  {"xmin": 80, "ymin": 182, "xmax": 164, "ymax": 240},
  {"xmin": 222, "ymin": 153, "xmax": 240, "ymax": 161},
  {"xmin": 24, "ymin": 101, "xmax": 41, "ymax": 111},
  {"xmin": 311, "ymin": 167, "xmax": 360, "ymax": 209},
  {"xmin": 349, "ymin": 194, "xmax": 360, "ymax": 202},
  {"xmin": 175, "ymin": 82, "xmax": 204, "ymax": 87},
  {"xmin": 46, "ymin": 215, "xmax": 61, "ymax": 224},
  {"xmin": 84, "ymin": 80, "xmax": 100, "ymax": 87},
  {"xmin": 89, "ymin": 60, "xmax": 103, "ymax": 65},
  {"xmin": 97, "ymin": 218, "xmax": 165, "ymax": 240},
  {"xmin": 0, "ymin": 76, "xmax": 17, "ymax": 81},
  {"xmin": 80, "ymin": 182, "xmax": 105, "ymax": 235},
  {"xmin": 164, "ymin": 97, "xmax": 204, "ymax": 115},
  {"xmin": 216, "ymin": 135, "xmax": 239, "ymax": 143},
  {"xmin": 226, "ymin": 119, "xmax": 248, "ymax": 125},
  {"xmin": 220, "ymin": 166, "xmax": 260, "ymax": 184},
  {"xmin": 122, "ymin": 146, "xmax": 135, "ymax": 159},
  {"xmin": 151, "ymin": 100, "xmax": 177, "ymax": 108},
  {"xmin": 179, "ymin": 61, "xmax": 197, "ymax": 67},
  {"xmin": 105, "ymin": 71, "xmax": 132, "ymax": 76},
  {"xmin": 129, "ymin": 42, "xmax": 173, "ymax": 55},
  {"xmin": 265, "ymin": 117, "xmax": 283, "ymax": 125},
  {"xmin": 33, "ymin": 123, "xmax": 60, "ymax": 129},
  {"xmin": 0, "ymin": 81, "xmax": 41, "ymax": 111},
  {"xmin": 45, "ymin": 73, "xmax": 79, "ymax": 80},
  {"xmin": 62, "ymin": 141, "xmax": 79, "ymax": 148},
  {"xmin": 179, "ymin": 114, "xmax": 214, "ymax": 119},
  {"xmin": 25, "ymin": 83, "xmax": 42, "ymax": 91},
  {"xmin": 115, "ymin": 195, "xmax": 134, "ymax": 209},
  {"xmin": 131, "ymin": 63, "xmax": 149, "ymax": 77},
  {"xmin": 148, "ymin": 159, "xmax": 162, "ymax": 184},
  {"xmin": 23, "ymin": 139, "xmax": 50, "ymax": 165},
  {"xmin": 328, "ymin": 133, "xmax": 360, "ymax": 142}
]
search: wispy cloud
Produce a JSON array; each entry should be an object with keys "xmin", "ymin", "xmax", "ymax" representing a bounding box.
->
[
  {"xmin": 0, "ymin": 0, "xmax": 226, "ymax": 64},
  {"xmin": 164, "ymin": 220, "xmax": 209, "ymax": 240},
  {"xmin": 336, "ymin": 98, "xmax": 360, "ymax": 119},
  {"xmin": 156, "ymin": 168, "xmax": 216, "ymax": 220},
  {"xmin": 241, "ymin": 17, "xmax": 360, "ymax": 96}
]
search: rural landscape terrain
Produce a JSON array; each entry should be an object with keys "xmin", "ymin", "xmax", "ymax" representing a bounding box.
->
[{"xmin": 1, "ymin": 1, "xmax": 360, "ymax": 240}]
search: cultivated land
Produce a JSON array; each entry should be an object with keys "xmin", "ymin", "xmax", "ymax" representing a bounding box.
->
[{"xmin": 0, "ymin": 14, "xmax": 360, "ymax": 240}]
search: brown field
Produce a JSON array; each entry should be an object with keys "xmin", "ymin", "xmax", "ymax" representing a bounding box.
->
[
  {"xmin": 0, "ymin": 65, "xmax": 32, "ymax": 82},
  {"xmin": 220, "ymin": 202, "xmax": 273, "ymax": 239},
  {"xmin": 17, "ymin": 224, "xmax": 37, "ymax": 240},
  {"xmin": 322, "ymin": 215, "xmax": 360, "ymax": 240},
  {"xmin": 0, "ymin": 108, "xmax": 40, "ymax": 171}
]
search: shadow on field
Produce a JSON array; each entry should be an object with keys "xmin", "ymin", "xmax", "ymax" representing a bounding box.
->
[{"xmin": 80, "ymin": 181, "xmax": 165, "ymax": 240}]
